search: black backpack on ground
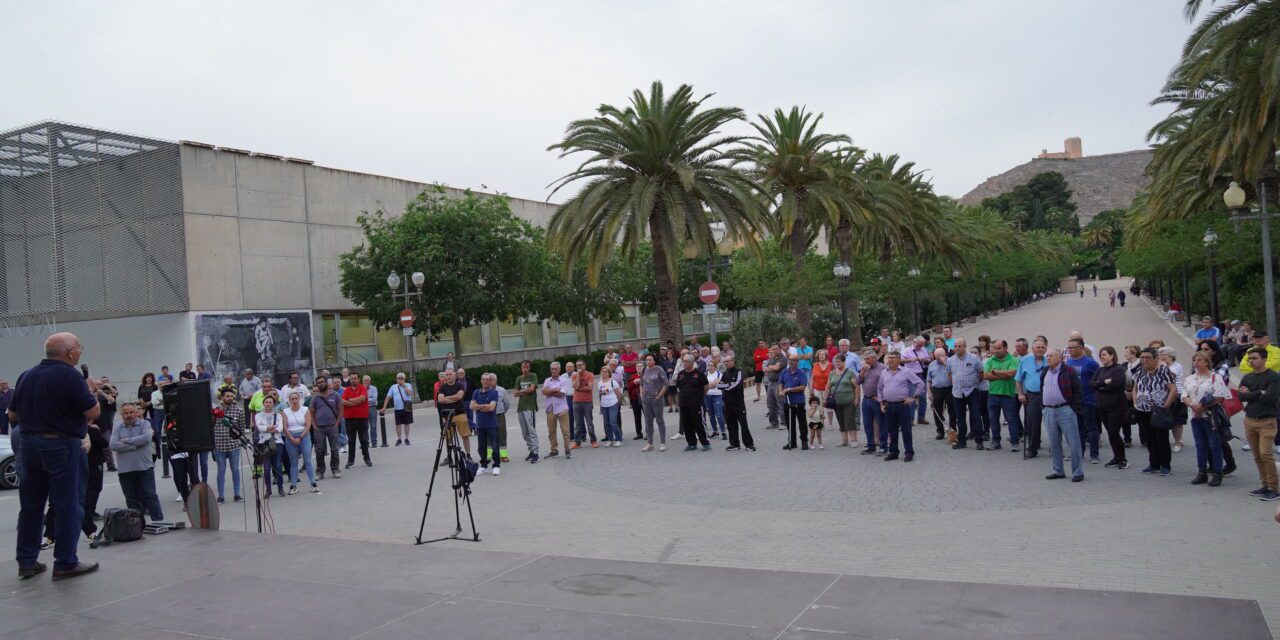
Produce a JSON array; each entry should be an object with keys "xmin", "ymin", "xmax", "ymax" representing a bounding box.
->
[{"xmin": 90, "ymin": 508, "xmax": 144, "ymax": 548}]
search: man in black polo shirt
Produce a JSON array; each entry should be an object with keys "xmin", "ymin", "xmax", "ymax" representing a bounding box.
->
[
  {"xmin": 675, "ymin": 355, "xmax": 711, "ymax": 451},
  {"xmin": 9, "ymin": 332, "xmax": 100, "ymax": 580}
]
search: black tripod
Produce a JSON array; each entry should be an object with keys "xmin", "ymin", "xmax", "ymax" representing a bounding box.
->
[
  {"xmin": 415, "ymin": 410, "xmax": 480, "ymax": 545},
  {"xmin": 229, "ymin": 425, "xmax": 266, "ymax": 533}
]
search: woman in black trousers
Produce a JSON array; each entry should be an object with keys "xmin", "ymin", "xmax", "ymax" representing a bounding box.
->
[{"xmin": 1090, "ymin": 346, "xmax": 1129, "ymax": 469}]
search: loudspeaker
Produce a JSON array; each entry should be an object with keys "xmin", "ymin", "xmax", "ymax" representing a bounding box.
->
[{"xmin": 162, "ymin": 379, "xmax": 215, "ymax": 453}]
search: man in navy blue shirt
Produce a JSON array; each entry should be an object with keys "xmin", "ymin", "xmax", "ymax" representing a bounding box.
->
[
  {"xmin": 470, "ymin": 373, "xmax": 502, "ymax": 475},
  {"xmin": 1065, "ymin": 338, "xmax": 1102, "ymax": 464},
  {"xmin": 779, "ymin": 355, "xmax": 810, "ymax": 450},
  {"xmin": 9, "ymin": 332, "xmax": 101, "ymax": 581}
]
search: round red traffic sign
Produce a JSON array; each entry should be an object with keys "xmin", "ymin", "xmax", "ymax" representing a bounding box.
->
[
  {"xmin": 698, "ymin": 280, "xmax": 720, "ymax": 304},
  {"xmin": 399, "ymin": 308, "xmax": 415, "ymax": 328}
]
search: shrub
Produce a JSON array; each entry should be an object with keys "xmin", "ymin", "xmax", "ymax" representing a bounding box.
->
[{"xmin": 730, "ymin": 310, "xmax": 800, "ymax": 351}]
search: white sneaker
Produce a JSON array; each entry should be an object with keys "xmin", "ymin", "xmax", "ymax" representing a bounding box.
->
[
  {"xmin": 1243, "ymin": 442, "xmax": 1253, "ymax": 451},
  {"xmin": 670, "ymin": 434, "xmax": 683, "ymax": 440},
  {"xmin": 659, "ymin": 444, "xmax": 667, "ymax": 452},
  {"xmin": 1173, "ymin": 443, "xmax": 1183, "ymax": 453},
  {"xmin": 339, "ymin": 446, "xmax": 348, "ymax": 454},
  {"xmin": 612, "ymin": 441, "xmax": 621, "ymax": 448},
  {"xmin": 175, "ymin": 495, "xmax": 184, "ymax": 502},
  {"xmin": 642, "ymin": 444, "xmax": 653, "ymax": 452},
  {"xmin": 493, "ymin": 467, "xmax": 501, "ymax": 476},
  {"xmin": 477, "ymin": 467, "xmax": 489, "ymax": 475}
]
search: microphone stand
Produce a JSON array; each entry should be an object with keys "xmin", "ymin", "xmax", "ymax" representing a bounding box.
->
[{"xmin": 229, "ymin": 424, "xmax": 264, "ymax": 533}]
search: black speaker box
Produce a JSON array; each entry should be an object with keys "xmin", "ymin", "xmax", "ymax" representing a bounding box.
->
[{"xmin": 162, "ymin": 379, "xmax": 215, "ymax": 453}]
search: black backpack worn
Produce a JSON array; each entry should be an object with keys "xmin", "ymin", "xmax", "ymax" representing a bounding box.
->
[{"xmin": 90, "ymin": 508, "xmax": 144, "ymax": 548}]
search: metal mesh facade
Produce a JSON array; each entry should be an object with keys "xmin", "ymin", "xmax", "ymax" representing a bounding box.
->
[{"xmin": 0, "ymin": 121, "xmax": 188, "ymax": 320}]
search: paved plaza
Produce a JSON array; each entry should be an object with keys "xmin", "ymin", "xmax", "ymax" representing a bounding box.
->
[{"xmin": 2, "ymin": 279, "xmax": 1277, "ymax": 638}]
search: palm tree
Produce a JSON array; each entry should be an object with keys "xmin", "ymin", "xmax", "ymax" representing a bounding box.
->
[
  {"xmin": 736, "ymin": 107, "xmax": 852, "ymax": 335},
  {"xmin": 546, "ymin": 81, "xmax": 767, "ymax": 349},
  {"xmin": 1082, "ymin": 224, "xmax": 1114, "ymax": 249}
]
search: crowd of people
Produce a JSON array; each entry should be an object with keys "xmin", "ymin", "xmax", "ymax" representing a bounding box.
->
[{"xmin": 8, "ymin": 289, "xmax": 1280, "ymax": 582}]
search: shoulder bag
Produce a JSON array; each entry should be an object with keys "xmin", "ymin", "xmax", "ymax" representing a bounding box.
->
[{"xmin": 1150, "ymin": 405, "xmax": 1174, "ymax": 430}]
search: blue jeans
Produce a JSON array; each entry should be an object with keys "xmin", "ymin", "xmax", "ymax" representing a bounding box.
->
[
  {"xmin": 284, "ymin": 433, "xmax": 315, "ymax": 486},
  {"xmin": 212, "ymin": 449, "xmax": 242, "ymax": 498},
  {"xmin": 952, "ymin": 392, "xmax": 985, "ymax": 444},
  {"xmin": 601, "ymin": 404, "xmax": 622, "ymax": 442},
  {"xmin": 1078, "ymin": 405, "xmax": 1100, "ymax": 459},
  {"xmin": 119, "ymin": 468, "xmax": 164, "ymax": 521},
  {"xmin": 477, "ymin": 427, "xmax": 500, "ymax": 467},
  {"xmin": 1190, "ymin": 416, "xmax": 1224, "ymax": 473},
  {"xmin": 986, "ymin": 394, "xmax": 1023, "ymax": 446},
  {"xmin": 338, "ymin": 415, "xmax": 348, "ymax": 447},
  {"xmin": 705, "ymin": 395, "xmax": 726, "ymax": 435},
  {"xmin": 197, "ymin": 451, "xmax": 209, "ymax": 483},
  {"xmin": 1044, "ymin": 405, "xmax": 1084, "ymax": 478},
  {"xmin": 884, "ymin": 401, "xmax": 914, "ymax": 456},
  {"xmin": 16, "ymin": 435, "xmax": 84, "ymax": 570},
  {"xmin": 861, "ymin": 397, "xmax": 884, "ymax": 450},
  {"xmin": 914, "ymin": 387, "xmax": 928, "ymax": 422}
]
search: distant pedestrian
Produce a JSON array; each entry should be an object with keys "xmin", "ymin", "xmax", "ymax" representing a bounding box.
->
[{"xmin": 1117, "ymin": 290, "xmax": 1127, "ymax": 307}]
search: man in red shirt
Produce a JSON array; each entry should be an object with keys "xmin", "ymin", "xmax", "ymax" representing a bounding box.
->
[
  {"xmin": 620, "ymin": 343, "xmax": 639, "ymax": 376},
  {"xmin": 341, "ymin": 372, "xmax": 373, "ymax": 468},
  {"xmin": 572, "ymin": 361, "xmax": 597, "ymax": 447},
  {"xmin": 752, "ymin": 340, "xmax": 770, "ymax": 402},
  {"xmin": 824, "ymin": 335, "xmax": 839, "ymax": 363}
]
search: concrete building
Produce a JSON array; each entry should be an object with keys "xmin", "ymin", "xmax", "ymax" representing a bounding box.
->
[{"xmin": 0, "ymin": 121, "xmax": 692, "ymax": 387}]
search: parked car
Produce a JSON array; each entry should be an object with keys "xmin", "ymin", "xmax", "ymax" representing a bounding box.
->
[{"xmin": 0, "ymin": 435, "xmax": 17, "ymax": 490}]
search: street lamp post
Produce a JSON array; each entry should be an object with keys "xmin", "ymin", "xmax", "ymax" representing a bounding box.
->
[
  {"xmin": 1225, "ymin": 181, "xmax": 1277, "ymax": 338},
  {"xmin": 908, "ymin": 267, "xmax": 921, "ymax": 333},
  {"xmin": 833, "ymin": 262, "xmax": 852, "ymax": 338},
  {"xmin": 387, "ymin": 270, "xmax": 426, "ymax": 402},
  {"xmin": 951, "ymin": 270, "xmax": 961, "ymax": 325},
  {"xmin": 981, "ymin": 271, "xmax": 989, "ymax": 317},
  {"xmin": 1204, "ymin": 227, "xmax": 1220, "ymax": 331}
]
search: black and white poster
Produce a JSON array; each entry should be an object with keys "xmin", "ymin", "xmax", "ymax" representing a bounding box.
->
[{"xmin": 195, "ymin": 312, "xmax": 313, "ymax": 385}]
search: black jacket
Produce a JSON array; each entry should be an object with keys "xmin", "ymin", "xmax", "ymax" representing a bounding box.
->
[
  {"xmin": 675, "ymin": 368, "xmax": 708, "ymax": 407},
  {"xmin": 1089, "ymin": 363, "xmax": 1128, "ymax": 412}
]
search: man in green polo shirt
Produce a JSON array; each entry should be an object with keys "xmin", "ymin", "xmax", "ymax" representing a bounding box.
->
[
  {"xmin": 514, "ymin": 361, "xmax": 540, "ymax": 463},
  {"xmin": 983, "ymin": 339, "xmax": 1023, "ymax": 451}
]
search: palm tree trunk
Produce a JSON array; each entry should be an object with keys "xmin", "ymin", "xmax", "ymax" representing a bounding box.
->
[
  {"xmin": 835, "ymin": 221, "xmax": 864, "ymax": 348},
  {"xmin": 650, "ymin": 214, "xmax": 684, "ymax": 349},
  {"xmin": 790, "ymin": 223, "xmax": 811, "ymax": 336}
]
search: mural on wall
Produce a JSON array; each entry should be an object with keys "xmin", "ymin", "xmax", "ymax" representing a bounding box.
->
[{"xmin": 195, "ymin": 312, "xmax": 313, "ymax": 385}]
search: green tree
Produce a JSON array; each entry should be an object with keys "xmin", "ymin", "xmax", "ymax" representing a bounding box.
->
[
  {"xmin": 546, "ymin": 81, "xmax": 768, "ymax": 349},
  {"xmin": 981, "ymin": 172, "xmax": 1080, "ymax": 233},
  {"xmin": 339, "ymin": 187, "xmax": 544, "ymax": 355},
  {"xmin": 736, "ymin": 107, "xmax": 853, "ymax": 335}
]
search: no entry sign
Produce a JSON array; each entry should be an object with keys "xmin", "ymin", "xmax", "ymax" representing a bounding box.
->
[
  {"xmin": 400, "ymin": 308, "xmax": 415, "ymax": 328},
  {"xmin": 699, "ymin": 281, "xmax": 720, "ymax": 304}
]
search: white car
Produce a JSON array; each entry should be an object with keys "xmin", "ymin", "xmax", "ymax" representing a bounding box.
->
[{"xmin": 0, "ymin": 435, "xmax": 16, "ymax": 489}]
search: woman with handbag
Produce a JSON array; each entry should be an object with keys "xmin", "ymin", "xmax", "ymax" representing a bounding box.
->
[
  {"xmin": 254, "ymin": 395, "xmax": 286, "ymax": 498},
  {"xmin": 282, "ymin": 391, "xmax": 319, "ymax": 495},
  {"xmin": 1090, "ymin": 346, "xmax": 1129, "ymax": 469},
  {"xmin": 810, "ymin": 350, "xmax": 833, "ymax": 428},
  {"xmin": 1197, "ymin": 340, "xmax": 1238, "ymax": 476},
  {"xmin": 1182, "ymin": 351, "xmax": 1232, "ymax": 487},
  {"xmin": 829, "ymin": 355, "xmax": 860, "ymax": 447},
  {"xmin": 1130, "ymin": 348, "xmax": 1178, "ymax": 476}
]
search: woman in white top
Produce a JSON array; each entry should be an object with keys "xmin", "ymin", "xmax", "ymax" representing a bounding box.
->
[
  {"xmin": 1181, "ymin": 351, "xmax": 1232, "ymax": 485},
  {"xmin": 1158, "ymin": 347, "xmax": 1188, "ymax": 451},
  {"xmin": 254, "ymin": 395, "xmax": 286, "ymax": 497},
  {"xmin": 598, "ymin": 366, "xmax": 623, "ymax": 447},
  {"xmin": 282, "ymin": 391, "xmax": 318, "ymax": 495},
  {"xmin": 704, "ymin": 355, "xmax": 726, "ymax": 439}
]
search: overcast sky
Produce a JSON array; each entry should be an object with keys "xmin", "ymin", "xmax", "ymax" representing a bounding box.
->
[{"xmin": 7, "ymin": 1, "xmax": 1192, "ymax": 202}]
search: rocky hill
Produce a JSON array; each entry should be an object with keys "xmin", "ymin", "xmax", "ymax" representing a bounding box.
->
[{"xmin": 959, "ymin": 149, "xmax": 1152, "ymax": 225}]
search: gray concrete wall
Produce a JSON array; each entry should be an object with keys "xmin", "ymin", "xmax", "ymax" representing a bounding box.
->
[{"xmin": 180, "ymin": 144, "xmax": 560, "ymax": 313}]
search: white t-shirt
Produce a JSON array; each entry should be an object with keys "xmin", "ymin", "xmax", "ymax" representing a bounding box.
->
[
  {"xmin": 282, "ymin": 406, "xmax": 308, "ymax": 435},
  {"xmin": 705, "ymin": 370, "xmax": 723, "ymax": 396},
  {"xmin": 598, "ymin": 379, "xmax": 620, "ymax": 408},
  {"xmin": 255, "ymin": 411, "xmax": 283, "ymax": 443},
  {"xmin": 280, "ymin": 383, "xmax": 310, "ymax": 402}
]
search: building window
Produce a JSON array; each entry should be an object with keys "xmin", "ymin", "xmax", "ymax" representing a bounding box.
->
[
  {"xmin": 551, "ymin": 321, "xmax": 584, "ymax": 347},
  {"xmin": 645, "ymin": 313, "xmax": 660, "ymax": 339},
  {"xmin": 523, "ymin": 320, "xmax": 545, "ymax": 349},
  {"xmin": 425, "ymin": 325, "xmax": 485, "ymax": 357},
  {"xmin": 322, "ymin": 314, "xmax": 338, "ymax": 363},
  {"xmin": 375, "ymin": 327, "xmax": 407, "ymax": 362},
  {"xmin": 496, "ymin": 318, "xmax": 525, "ymax": 351}
]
